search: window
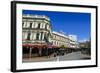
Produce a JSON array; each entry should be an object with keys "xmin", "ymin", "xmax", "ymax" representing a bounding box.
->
[
  {"xmin": 45, "ymin": 24, "xmax": 47, "ymax": 29},
  {"xmin": 54, "ymin": 35, "xmax": 56, "ymax": 39},
  {"xmin": 40, "ymin": 23, "xmax": 42, "ymax": 28},
  {"xmin": 36, "ymin": 33, "xmax": 39, "ymax": 40},
  {"xmin": 44, "ymin": 33, "xmax": 49, "ymax": 43},
  {"xmin": 38, "ymin": 23, "xmax": 41, "ymax": 28},
  {"xmin": 22, "ymin": 22, "xmax": 24, "ymax": 28},
  {"xmin": 27, "ymin": 32, "xmax": 31, "ymax": 40},
  {"xmin": 30, "ymin": 33, "xmax": 33, "ymax": 40},
  {"xmin": 57, "ymin": 42, "xmax": 59, "ymax": 46},
  {"xmin": 22, "ymin": 22, "xmax": 27, "ymax": 28},
  {"xmin": 55, "ymin": 41, "xmax": 56, "ymax": 45},
  {"xmin": 40, "ymin": 23, "xmax": 43, "ymax": 28},
  {"xmin": 57, "ymin": 41, "xmax": 58, "ymax": 45},
  {"xmin": 30, "ymin": 22, "xmax": 32, "ymax": 28},
  {"xmin": 40, "ymin": 32, "xmax": 43, "ymax": 40}
]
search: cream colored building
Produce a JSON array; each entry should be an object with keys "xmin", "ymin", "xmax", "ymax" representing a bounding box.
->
[
  {"xmin": 22, "ymin": 14, "xmax": 53, "ymax": 57},
  {"xmin": 22, "ymin": 14, "xmax": 79, "ymax": 57},
  {"xmin": 52, "ymin": 31, "xmax": 69, "ymax": 48},
  {"xmin": 52, "ymin": 31, "xmax": 79, "ymax": 48},
  {"xmin": 22, "ymin": 14, "xmax": 52, "ymax": 46},
  {"xmin": 68, "ymin": 35, "xmax": 79, "ymax": 48}
]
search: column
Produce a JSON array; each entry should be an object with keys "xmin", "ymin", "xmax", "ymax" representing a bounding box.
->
[
  {"xmin": 39, "ymin": 49, "xmax": 42, "ymax": 56},
  {"xmin": 29, "ymin": 47, "xmax": 32, "ymax": 59},
  {"xmin": 42, "ymin": 33, "xmax": 44, "ymax": 40},
  {"xmin": 39, "ymin": 32, "xmax": 41, "ymax": 40}
]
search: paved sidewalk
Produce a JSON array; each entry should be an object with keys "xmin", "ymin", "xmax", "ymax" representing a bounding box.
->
[
  {"xmin": 59, "ymin": 51, "xmax": 90, "ymax": 61},
  {"xmin": 23, "ymin": 56, "xmax": 57, "ymax": 63},
  {"xmin": 23, "ymin": 51, "xmax": 91, "ymax": 63}
]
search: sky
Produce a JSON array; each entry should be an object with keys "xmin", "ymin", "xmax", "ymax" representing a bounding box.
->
[{"xmin": 22, "ymin": 10, "xmax": 91, "ymax": 42}]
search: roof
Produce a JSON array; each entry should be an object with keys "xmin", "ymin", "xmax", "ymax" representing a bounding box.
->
[
  {"xmin": 22, "ymin": 14, "xmax": 50, "ymax": 21},
  {"xmin": 52, "ymin": 31, "xmax": 68, "ymax": 39}
]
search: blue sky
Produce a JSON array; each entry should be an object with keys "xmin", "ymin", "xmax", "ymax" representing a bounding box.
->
[{"xmin": 23, "ymin": 10, "xmax": 91, "ymax": 41}]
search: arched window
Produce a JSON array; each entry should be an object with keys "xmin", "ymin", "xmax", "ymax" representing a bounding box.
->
[
  {"xmin": 36, "ymin": 32, "xmax": 39, "ymax": 40},
  {"xmin": 40, "ymin": 32, "xmax": 43, "ymax": 40},
  {"xmin": 30, "ymin": 22, "xmax": 32, "ymax": 28},
  {"xmin": 22, "ymin": 22, "xmax": 24, "ymax": 28},
  {"xmin": 45, "ymin": 24, "xmax": 47, "ymax": 29},
  {"xmin": 27, "ymin": 32, "xmax": 31, "ymax": 40},
  {"xmin": 38, "ymin": 23, "xmax": 41, "ymax": 28},
  {"xmin": 22, "ymin": 22, "xmax": 26, "ymax": 28}
]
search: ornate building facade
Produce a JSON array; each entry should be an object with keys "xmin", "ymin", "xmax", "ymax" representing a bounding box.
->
[
  {"xmin": 22, "ymin": 14, "xmax": 52, "ymax": 45},
  {"xmin": 22, "ymin": 14, "xmax": 79, "ymax": 58},
  {"xmin": 22, "ymin": 14, "xmax": 52, "ymax": 57},
  {"xmin": 52, "ymin": 31, "xmax": 69, "ymax": 48}
]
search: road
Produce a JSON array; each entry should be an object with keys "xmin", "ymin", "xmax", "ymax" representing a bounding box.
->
[{"xmin": 23, "ymin": 51, "xmax": 90, "ymax": 63}]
